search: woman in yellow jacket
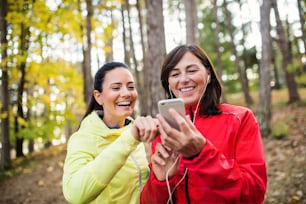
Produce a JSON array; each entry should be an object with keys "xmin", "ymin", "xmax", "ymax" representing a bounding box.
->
[{"xmin": 62, "ymin": 62, "xmax": 158, "ymax": 203}]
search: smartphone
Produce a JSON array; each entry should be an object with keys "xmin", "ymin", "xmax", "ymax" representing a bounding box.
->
[{"xmin": 158, "ymin": 98, "xmax": 185, "ymax": 130}]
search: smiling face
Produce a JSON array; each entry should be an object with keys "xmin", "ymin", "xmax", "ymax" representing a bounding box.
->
[
  {"xmin": 168, "ymin": 52, "xmax": 210, "ymax": 106},
  {"xmin": 94, "ymin": 67, "xmax": 137, "ymax": 127}
]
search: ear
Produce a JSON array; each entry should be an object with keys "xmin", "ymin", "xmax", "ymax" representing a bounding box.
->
[
  {"xmin": 93, "ymin": 90, "xmax": 103, "ymax": 106},
  {"xmin": 207, "ymin": 68, "xmax": 212, "ymax": 82}
]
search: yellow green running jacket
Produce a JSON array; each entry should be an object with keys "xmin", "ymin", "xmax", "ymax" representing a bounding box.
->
[{"xmin": 62, "ymin": 111, "xmax": 149, "ymax": 203}]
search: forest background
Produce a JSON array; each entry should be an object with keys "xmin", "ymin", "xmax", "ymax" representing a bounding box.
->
[{"xmin": 0, "ymin": 0, "xmax": 305, "ymax": 203}]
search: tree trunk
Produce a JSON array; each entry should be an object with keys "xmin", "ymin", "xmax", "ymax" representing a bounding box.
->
[
  {"xmin": 136, "ymin": 0, "xmax": 149, "ymax": 115},
  {"xmin": 15, "ymin": 2, "xmax": 32, "ymax": 157},
  {"xmin": 145, "ymin": 0, "xmax": 166, "ymax": 115},
  {"xmin": 28, "ymin": 139, "xmax": 34, "ymax": 153},
  {"xmin": 297, "ymin": 0, "xmax": 306, "ymax": 56},
  {"xmin": 238, "ymin": 0, "xmax": 254, "ymax": 105},
  {"xmin": 27, "ymin": 106, "xmax": 34, "ymax": 153},
  {"xmin": 105, "ymin": 9, "xmax": 113, "ymax": 62},
  {"xmin": 14, "ymin": 116, "xmax": 24, "ymax": 157},
  {"xmin": 271, "ymin": 0, "xmax": 300, "ymax": 104},
  {"xmin": 0, "ymin": 0, "xmax": 11, "ymax": 169},
  {"xmin": 125, "ymin": 0, "xmax": 139, "ymax": 76},
  {"xmin": 212, "ymin": 0, "xmax": 226, "ymax": 103},
  {"xmin": 258, "ymin": 0, "xmax": 272, "ymax": 136},
  {"xmin": 223, "ymin": 0, "xmax": 253, "ymax": 106},
  {"xmin": 124, "ymin": 0, "xmax": 144, "ymax": 117},
  {"xmin": 272, "ymin": 49, "xmax": 282, "ymax": 89},
  {"xmin": 120, "ymin": 3, "xmax": 129, "ymax": 66},
  {"xmin": 83, "ymin": 0, "xmax": 93, "ymax": 104},
  {"xmin": 16, "ymin": 59, "xmax": 26, "ymax": 157},
  {"xmin": 184, "ymin": 0, "xmax": 197, "ymax": 44}
]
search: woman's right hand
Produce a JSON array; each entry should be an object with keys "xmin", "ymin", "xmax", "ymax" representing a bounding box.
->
[
  {"xmin": 131, "ymin": 116, "xmax": 159, "ymax": 143},
  {"xmin": 151, "ymin": 143, "xmax": 179, "ymax": 181}
]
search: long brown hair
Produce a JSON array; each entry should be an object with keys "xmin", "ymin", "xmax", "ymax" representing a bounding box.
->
[{"xmin": 160, "ymin": 44, "xmax": 223, "ymax": 116}]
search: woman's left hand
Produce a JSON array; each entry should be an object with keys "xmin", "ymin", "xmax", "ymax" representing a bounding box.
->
[{"xmin": 157, "ymin": 108, "xmax": 206, "ymax": 158}]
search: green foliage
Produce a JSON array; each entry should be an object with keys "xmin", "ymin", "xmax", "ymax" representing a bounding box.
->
[
  {"xmin": 223, "ymin": 78, "xmax": 241, "ymax": 94},
  {"xmin": 271, "ymin": 120, "xmax": 289, "ymax": 139},
  {"xmin": 296, "ymin": 73, "xmax": 306, "ymax": 87}
]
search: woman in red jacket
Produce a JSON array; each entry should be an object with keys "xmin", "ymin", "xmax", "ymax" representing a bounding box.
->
[{"xmin": 140, "ymin": 44, "xmax": 267, "ymax": 204}]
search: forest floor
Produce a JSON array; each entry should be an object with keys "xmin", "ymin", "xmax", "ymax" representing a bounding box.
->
[{"xmin": 0, "ymin": 89, "xmax": 305, "ymax": 204}]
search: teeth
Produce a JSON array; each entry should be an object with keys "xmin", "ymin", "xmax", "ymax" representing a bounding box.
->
[
  {"xmin": 180, "ymin": 87, "xmax": 194, "ymax": 92},
  {"xmin": 118, "ymin": 101, "xmax": 131, "ymax": 106}
]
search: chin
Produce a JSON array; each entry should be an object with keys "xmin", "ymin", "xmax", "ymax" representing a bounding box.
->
[{"xmin": 121, "ymin": 110, "xmax": 133, "ymax": 117}]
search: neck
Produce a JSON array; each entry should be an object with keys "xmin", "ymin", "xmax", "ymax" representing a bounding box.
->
[{"xmin": 103, "ymin": 115, "xmax": 126, "ymax": 128}]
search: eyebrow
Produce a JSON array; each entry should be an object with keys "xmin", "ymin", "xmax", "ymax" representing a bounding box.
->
[
  {"xmin": 186, "ymin": 64, "xmax": 200, "ymax": 68},
  {"xmin": 110, "ymin": 81, "xmax": 135, "ymax": 85},
  {"xmin": 173, "ymin": 64, "xmax": 199, "ymax": 70}
]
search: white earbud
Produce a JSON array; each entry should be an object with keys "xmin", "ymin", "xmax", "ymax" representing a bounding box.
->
[{"xmin": 207, "ymin": 75, "xmax": 210, "ymax": 81}]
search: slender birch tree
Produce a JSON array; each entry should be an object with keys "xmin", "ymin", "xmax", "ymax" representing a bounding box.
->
[{"xmin": 258, "ymin": 0, "xmax": 272, "ymax": 136}]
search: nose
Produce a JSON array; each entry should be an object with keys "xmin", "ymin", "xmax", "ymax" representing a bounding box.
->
[
  {"xmin": 180, "ymin": 73, "xmax": 190, "ymax": 82},
  {"xmin": 120, "ymin": 87, "xmax": 131, "ymax": 97}
]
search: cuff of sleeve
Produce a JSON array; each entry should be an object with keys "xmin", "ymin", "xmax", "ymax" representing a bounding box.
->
[
  {"xmin": 120, "ymin": 128, "xmax": 140, "ymax": 152},
  {"xmin": 185, "ymin": 152, "xmax": 200, "ymax": 160},
  {"xmin": 184, "ymin": 139, "xmax": 212, "ymax": 165},
  {"xmin": 150, "ymin": 171, "xmax": 180, "ymax": 186}
]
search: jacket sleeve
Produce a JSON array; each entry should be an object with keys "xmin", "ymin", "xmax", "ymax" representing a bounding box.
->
[
  {"xmin": 62, "ymin": 128, "xmax": 139, "ymax": 203},
  {"xmin": 184, "ymin": 109, "xmax": 267, "ymax": 203},
  {"xmin": 140, "ymin": 137, "xmax": 185, "ymax": 204}
]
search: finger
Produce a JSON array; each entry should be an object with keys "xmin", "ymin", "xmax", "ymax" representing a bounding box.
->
[
  {"xmin": 140, "ymin": 116, "xmax": 151, "ymax": 141},
  {"xmin": 134, "ymin": 116, "xmax": 146, "ymax": 137},
  {"xmin": 156, "ymin": 122, "xmax": 179, "ymax": 152},
  {"xmin": 152, "ymin": 153, "xmax": 166, "ymax": 166},
  {"xmin": 155, "ymin": 143, "xmax": 170, "ymax": 158},
  {"xmin": 157, "ymin": 112, "xmax": 179, "ymax": 135},
  {"xmin": 141, "ymin": 116, "xmax": 159, "ymax": 142},
  {"xmin": 156, "ymin": 116, "xmax": 171, "ymax": 145},
  {"xmin": 147, "ymin": 116, "xmax": 159, "ymax": 141},
  {"xmin": 169, "ymin": 108, "xmax": 196, "ymax": 132},
  {"xmin": 168, "ymin": 108, "xmax": 186, "ymax": 126}
]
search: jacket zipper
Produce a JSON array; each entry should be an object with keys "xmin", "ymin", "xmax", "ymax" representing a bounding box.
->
[
  {"xmin": 185, "ymin": 167, "xmax": 191, "ymax": 204},
  {"xmin": 189, "ymin": 107, "xmax": 194, "ymax": 122}
]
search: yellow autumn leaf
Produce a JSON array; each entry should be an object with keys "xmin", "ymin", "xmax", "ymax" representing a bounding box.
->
[
  {"xmin": 0, "ymin": 112, "xmax": 8, "ymax": 119},
  {"xmin": 37, "ymin": 180, "xmax": 45, "ymax": 187},
  {"xmin": 17, "ymin": 117, "xmax": 27, "ymax": 127},
  {"xmin": 22, "ymin": 168, "xmax": 32, "ymax": 174}
]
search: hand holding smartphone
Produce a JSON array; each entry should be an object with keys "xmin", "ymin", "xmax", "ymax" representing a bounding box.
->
[{"xmin": 157, "ymin": 98, "xmax": 185, "ymax": 130}]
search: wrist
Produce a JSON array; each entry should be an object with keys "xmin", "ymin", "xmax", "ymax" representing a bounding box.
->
[
  {"xmin": 185, "ymin": 137, "xmax": 205, "ymax": 160},
  {"xmin": 185, "ymin": 152, "xmax": 200, "ymax": 160}
]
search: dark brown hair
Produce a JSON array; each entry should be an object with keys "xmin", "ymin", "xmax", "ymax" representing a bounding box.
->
[{"xmin": 160, "ymin": 44, "xmax": 222, "ymax": 116}]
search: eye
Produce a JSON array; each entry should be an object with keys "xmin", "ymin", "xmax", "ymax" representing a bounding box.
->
[
  {"xmin": 110, "ymin": 84, "xmax": 121, "ymax": 90},
  {"xmin": 187, "ymin": 65, "xmax": 199, "ymax": 73},
  {"xmin": 111, "ymin": 87, "xmax": 120, "ymax": 91},
  {"xmin": 128, "ymin": 85, "xmax": 135, "ymax": 90},
  {"xmin": 187, "ymin": 69, "xmax": 197, "ymax": 73},
  {"xmin": 169, "ymin": 71, "xmax": 180, "ymax": 78}
]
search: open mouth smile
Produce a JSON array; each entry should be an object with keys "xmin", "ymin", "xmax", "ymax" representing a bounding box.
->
[
  {"xmin": 117, "ymin": 101, "xmax": 132, "ymax": 107},
  {"xmin": 180, "ymin": 87, "xmax": 195, "ymax": 92}
]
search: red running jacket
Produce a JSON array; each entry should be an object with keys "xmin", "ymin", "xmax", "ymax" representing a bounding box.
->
[{"xmin": 140, "ymin": 104, "xmax": 267, "ymax": 204}]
